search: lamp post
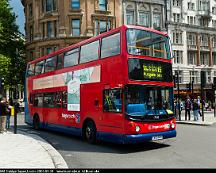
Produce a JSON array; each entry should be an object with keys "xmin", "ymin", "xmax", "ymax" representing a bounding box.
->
[{"xmin": 200, "ymin": 70, "xmax": 206, "ymax": 121}]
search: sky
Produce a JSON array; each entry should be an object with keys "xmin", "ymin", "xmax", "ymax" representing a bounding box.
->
[{"xmin": 9, "ymin": 0, "xmax": 25, "ymax": 35}]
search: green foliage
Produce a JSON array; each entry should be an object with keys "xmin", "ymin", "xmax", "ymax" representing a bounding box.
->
[{"xmin": 0, "ymin": 0, "xmax": 26, "ymax": 88}]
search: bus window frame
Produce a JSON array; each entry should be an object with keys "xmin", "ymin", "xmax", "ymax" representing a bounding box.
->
[
  {"xmin": 27, "ymin": 63, "xmax": 36, "ymax": 77},
  {"xmin": 103, "ymin": 88, "xmax": 123, "ymax": 113},
  {"xmin": 64, "ymin": 47, "xmax": 80, "ymax": 68},
  {"xmin": 44, "ymin": 56, "xmax": 57, "ymax": 73},
  {"xmin": 35, "ymin": 60, "xmax": 45, "ymax": 75},
  {"xmin": 80, "ymin": 39, "xmax": 100, "ymax": 64},
  {"xmin": 56, "ymin": 53, "xmax": 64, "ymax": 70},
  {"xmin": 126, "ymin": 28, "xmax": 172, "ymax": 60},
  {"xmin": 100, "ymin": 32, "xmax": 121, "ymax": 59}
]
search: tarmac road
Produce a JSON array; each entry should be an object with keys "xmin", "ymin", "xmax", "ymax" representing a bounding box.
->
[{"xmin": 16, "ymin": 114, "xmax": 216, "ymax": 168}]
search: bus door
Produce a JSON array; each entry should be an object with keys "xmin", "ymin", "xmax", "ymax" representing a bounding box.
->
[
  {"xmin": 43, "ymin": 92, "xmax": 59, "ymax": 125},
  {"xmin": 102, "ymin": 88, "xmax": 124, "ymax": 133}
]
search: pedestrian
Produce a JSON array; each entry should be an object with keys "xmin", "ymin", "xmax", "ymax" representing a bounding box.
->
[
  {"xmin": 175, "ymin": 98, "xmax": 181, "ymax": 121},
  {"xmin": 6, "ymin": 98, "xmax": 13, "ymax": 129},
  {"xmin": 0, "ymin": 97, "xmax": 9, "ymax": 133},
  {"xmin": 197, "ymin": 96, "xmax": 202, "ymax": 117},
  {"xmin": 185, "ymin": 97, "xmax": 192, "ymax": 121},
  {"xmin": 193, "ymin": 99, "xmax": 199, "ymax": 121}
]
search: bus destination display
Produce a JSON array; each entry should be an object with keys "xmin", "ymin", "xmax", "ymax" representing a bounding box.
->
[{"xmin": 128, "ymin": 58, "xmax": 172, "ymax": 82}]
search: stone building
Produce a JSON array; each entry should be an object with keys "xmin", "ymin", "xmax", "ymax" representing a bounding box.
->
[
  {"xmin": 122, "ymin": 0, "xmax": 167, "ymax": 32},
  {"xmin": 167, "ymin": 0, "xmax": 216, "ymax": 102},
  {"xmin": 21, "ymin": 0, "xmax": 122, "ymax": 61}
]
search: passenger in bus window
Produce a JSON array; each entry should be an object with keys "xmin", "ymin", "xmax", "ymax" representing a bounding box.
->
[{"xmin": 147, "ymin": 97, "xmax": 153, "ymax": 110}]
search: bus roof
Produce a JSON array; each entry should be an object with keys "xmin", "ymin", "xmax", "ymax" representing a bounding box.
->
[{"xmin": 28, "ymin": 25, "xmax": 168, "ymax": 65}]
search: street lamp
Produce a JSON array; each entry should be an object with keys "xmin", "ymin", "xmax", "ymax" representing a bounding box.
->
[{"xmin": 200, "ymin": 70, "xmax": 206, "ymax": 121}]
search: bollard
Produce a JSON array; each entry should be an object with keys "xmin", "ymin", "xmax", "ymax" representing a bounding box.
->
[{"xmin": 11, "ymin": 106, "xmax": 17, "ymax": 134}]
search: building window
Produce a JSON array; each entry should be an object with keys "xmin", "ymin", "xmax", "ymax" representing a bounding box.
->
[
  {"xmin": 94, "ymin": 19, "xmax": 111, "ymax": 35},
  {"xmin": 198, "ymin": 18, "xmax": 209, "ymax": 27},
  {"xmin": 212, "ymin": 20, "xmax": 216, "ymax": 28},
  {"xmin": 29, "ymin": 3, "xmax": 33, "ymax": 18},
  {"xmin": 126, "ymin": 10, "xmax": 135, "ymax": 25},
  {"xmin": 29, "ymin": 26, "xmax": 33, "ymax": 42},
  {"xmin": 173, "ymin": 13, "xmax": 181, "ymax": 23},
  {"xmin": 190, "ymin": 71, "xmax": 198, "ymax": 83},
  {"xmin": 187, "ymin": 33, "xmax": 196, "ymax": 45},
  {"xmin": 47, "ymin": 21, "xmax": 53, "ymax": 38},
  {"xmin": 200, "ymin": 34, "xmax": 208, "ymax": 46},
  {"xmin": 200, "ymin": 52, "xmax": 209, "ymax": 65},
  {"xmin": 99, "ymin": 0, "xmax": 107, "ymax": 11},
  {"xmin": 153, "ymin": 13, "xmax": 161, "ymax": 30},
  {"xmin": 174, "ymin": 70, "xmax": 183, "ymax": 83},
  {"xmin": 46, "ymin": 21, "xmax": 57, "ymax": 38},
  {"xmin": 187, "ymin": 16, "xmax": 196, "ymax": 25},
  {"xmin": 71, "ymin": 19, "xmax": 80, "ymax": 36},
  {"xmin": 173, "ymin": 50, "xmax": 183, "ymax": 64},
  {"xmin": 212, "ymin": 54, "xmax": 216, "ymax": 65},
  {"xmin": 71, "ymin": 0, "xmax": 80, "ymax": 9},
  {"xmin": 198, "ymin": 0, "xmax": 209, "ymax": 11},
  {"xmin": 42, "ymin": 0, "xmax": 57, "ymax": 12},
  {"xmin": 188, "ymin": 2, "xmax": 195, "ymax": 10},
  {"xmin": 138, "ymin": 12, "xmax": 150, "ymax": 27},
  {"xmin": 207, "ymin": 71, "xmax": 211, "ymax": 83},
  {"xmin": 212, "ymin": 7, "xmax": 216, "ymax": 15},
  {"xmin": 172, "ymin": 31, "xmax": 182, "ymax": 44},
  {"xmin": 173, "ymin": 0, "xmax": 181, "ymax": 7},
  {"xmin": 188, "ymin": 52, "xmax": 197, "ymax": 65}
]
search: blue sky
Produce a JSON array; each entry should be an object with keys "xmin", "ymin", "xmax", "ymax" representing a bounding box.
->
[{"xmin": 9, "ymin": 0, "xmax": 25, "ymax": 35}]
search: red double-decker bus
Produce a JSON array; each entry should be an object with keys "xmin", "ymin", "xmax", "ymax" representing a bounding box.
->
[{"xmin": 25, "ymin": 25, "xmax": 176, "ymax": 144}]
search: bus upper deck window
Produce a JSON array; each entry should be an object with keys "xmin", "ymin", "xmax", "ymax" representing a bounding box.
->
[{"xmin": 57, "ymin": 53, "xmax": 64, "ymax": 70}]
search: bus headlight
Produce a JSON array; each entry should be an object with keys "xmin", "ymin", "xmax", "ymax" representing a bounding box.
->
[
  {"xmin": 135, "ymin": 125, "xmax": 140, "ymax": 132},
  {"xmin": 171, "ymin": 123, "xmax": 175, "ymax": 129}
]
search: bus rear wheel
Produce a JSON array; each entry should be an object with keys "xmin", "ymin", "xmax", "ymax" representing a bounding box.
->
[
  {"xmin": 33, "ymin": 115, "xmax": 40, "ymax": 130},
  {"xmin": 84, "ymin": 121, "xmax": 97, "ymax": 144}
]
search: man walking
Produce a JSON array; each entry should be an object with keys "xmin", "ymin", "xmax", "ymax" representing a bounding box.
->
[
  {"xmin": 0, "ymin": 97, "xmax": 8, "ymax": 133},
  {"xmin": 185, "ymin": 97, "xmax": 192, "ymax": 121}
]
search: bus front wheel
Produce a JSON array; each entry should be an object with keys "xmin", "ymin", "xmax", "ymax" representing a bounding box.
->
[
  {"xmin": 33, "ymin": 115, "xmax": 40, "ymax": 130},
  {"xmin": 83, "ymin": 120, "xmax": 97, "ymax": 144}
]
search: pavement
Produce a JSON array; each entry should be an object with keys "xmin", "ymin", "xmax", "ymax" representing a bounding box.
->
[
  {"xmin": 0, "ymin": 110, "xmax": 216, "ymax": 169},
  {"xmin": 176, "ymin": 109, "xmax": 216, "ymax": 126},
  {"xmin": 0, "ymin": 129, "xmax": 68, "ymax": 169}
]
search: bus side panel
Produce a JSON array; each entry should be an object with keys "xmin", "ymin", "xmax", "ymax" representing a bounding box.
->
[{"xmin": 80, "ymin": 83, "xmax": 103, "ymax": 131}]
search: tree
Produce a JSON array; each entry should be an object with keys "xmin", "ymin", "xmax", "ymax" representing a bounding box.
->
[{"xmin": 0, "ymin": 0, "xmax": 26, "ymax": 96}]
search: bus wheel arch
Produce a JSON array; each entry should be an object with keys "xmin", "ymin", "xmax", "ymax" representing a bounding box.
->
[
  {"xmin": 82, "ymin": 118, "xmax": 97, "ymax": 144},
  {"xmin": 33, "ymin": 113, "xmax": 40, "ymax": 130}
]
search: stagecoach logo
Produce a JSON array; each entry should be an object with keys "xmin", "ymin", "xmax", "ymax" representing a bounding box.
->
[
  {"xmin": 62, "ymin": 113, "xmax": 80, "ymax": 123},
  {"xmin": 149, "ymin": 124, "xmax": 170, "ymax": 130}
]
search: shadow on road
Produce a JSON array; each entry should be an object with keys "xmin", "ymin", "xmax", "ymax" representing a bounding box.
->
[{"xmin": 16, "ymin": 125, "xmax": 171, "ymax": 154}]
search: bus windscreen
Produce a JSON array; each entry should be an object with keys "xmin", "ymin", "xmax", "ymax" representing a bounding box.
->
[{"xmin": 126, "ymin": 29, "xmax": 172, "ymax": 59}]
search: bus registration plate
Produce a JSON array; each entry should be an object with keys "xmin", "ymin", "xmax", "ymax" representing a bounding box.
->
[{"xmin": 152, "ymin": 135, "xmax": 163, "ymax": 141}]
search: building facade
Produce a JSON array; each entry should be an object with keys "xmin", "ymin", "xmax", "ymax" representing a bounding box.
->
[
  {"xmin": 22, "ymin": 0, "xmax": 216, "ymax": 103},
  {"xmin": 22, "ymin": 0, "xmax": 122, "ymax": 61},
  {"xmin": 122, "ymin": 0, "xmax": 167, "ymax": 32},
  {"xmin": 167, "ymin": 0, "xmax": 216, "ymax": 102}
]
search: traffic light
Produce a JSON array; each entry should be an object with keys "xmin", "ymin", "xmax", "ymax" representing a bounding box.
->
[
  {"xmin": 201, "ymin": 71, "xmax": 206, "ymax": 88},
  {"xmin": 186, "ymin": 82, "xmax": 191, "ymax": 92}
]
